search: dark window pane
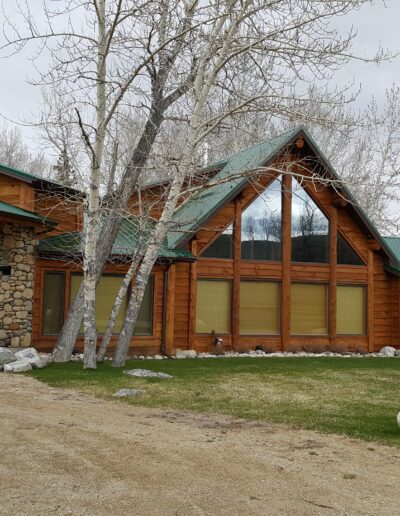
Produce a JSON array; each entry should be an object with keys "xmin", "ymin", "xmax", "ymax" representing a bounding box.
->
[
  {"xmin": 337, "ymin": 233, "xmax": 364, "ymax": 265},
  {"xmin": 291, "ymin": 178, "xmax": 329, "ymax": 263},
  {"xmin": 135, "ymin": 276, "xmax": 153, "ymax": 335},
  {"xmin": 42, "ymin": 272, "xmax": 65, "ymax": 335},
  {"xmin": 202, "ymin": 224, "xmax": 233, "ymax": 258},
  {"xmin": 241, "ymin": 178, "xmax": 282, "ymax": 260}
]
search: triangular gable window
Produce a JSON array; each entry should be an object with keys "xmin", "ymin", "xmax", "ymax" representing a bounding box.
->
[
  {"xmin": 241, "ymin": 178, "xmax": 282, "ymax": 260},
  {"xmin": 337, "ymin": 233, "xmax": 365, "ymax": 265},
  {"xmin": 202, "ymin": 224, "xmax": 233, "ymax": 258},
  {"xmin": 291, "ymin": 178, "xmax": 329, "ymax": 263}
]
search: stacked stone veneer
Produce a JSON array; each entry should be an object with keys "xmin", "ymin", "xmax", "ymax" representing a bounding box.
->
[{"xmin": 0, "ymin": 224, "xmax": 36, "ymax": 347}]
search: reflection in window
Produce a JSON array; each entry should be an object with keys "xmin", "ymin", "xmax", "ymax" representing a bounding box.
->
[
  {"xmin": 337, "ymin": 233, "xmax": 364, "ymax": 265},
  {"xmin": 241, "ymin": 178, "xmax": 282, "ymax": 260},
  {"xmin": 202, "ymin": 224, "xmax": 233, "ymax": 258},
  {"xmin": 291, "ymin": 178, "xmax": 329, "ymax": 263}
]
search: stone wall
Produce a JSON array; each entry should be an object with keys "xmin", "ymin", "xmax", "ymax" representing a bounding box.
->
[{"xmin": 0, "ymin": 224, "xmax": 36, "ymax": 347}]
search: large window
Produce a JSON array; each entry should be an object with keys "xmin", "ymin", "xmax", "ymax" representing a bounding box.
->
[
  {"xmin": 70, "ymin": 274, "xmax": 153, "ymax": 335},
  {"xmin": 202, "ymin": 224, "xmax": 233, "ymax": 259},
  {"xmin": 240, "ymin": 281, "xmax": 280, "ymax": 334},
  {"xmin": 42, "ymin": 272, "xmax": 65, "ymax": 335},
  {"xmin": 292, "ymin": 178, "xmax": 329, "ymax": 263},
  {"xmin": 196, "ymin": 279, "xmax": 232, "ymax": 333},
  {"xmin": 241, "ymin": 178, "xmax": 282, "ymax": 260},
  {"xmin": 337, "ymin": 285, "xmax": 366, "ymax": 335},
  {"xmin": 337, "ymin": 233, "xmax": 365, "ymax": 265},
  {"xmin": 291, "ymin": 283, "xmax": 328, "ymax": 335}
]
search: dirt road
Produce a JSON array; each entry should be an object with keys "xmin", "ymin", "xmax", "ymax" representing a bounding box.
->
[{"xmin": 1, "ymin": 374, "xmax": 399, "ymax": 515}]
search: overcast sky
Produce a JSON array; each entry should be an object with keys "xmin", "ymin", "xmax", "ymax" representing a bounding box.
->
[{"xmin": 0, "ymin": 1, "xmax": 399, "ymax": 153}]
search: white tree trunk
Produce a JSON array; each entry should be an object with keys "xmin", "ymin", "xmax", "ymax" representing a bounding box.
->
[{"xmin": 83, "ymin": 0, "xmax": 107, "ymax": 369}]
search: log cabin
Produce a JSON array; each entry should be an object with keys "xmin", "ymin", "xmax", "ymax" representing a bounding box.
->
[{"xmin": 1, "ymin": 127, "xmax": 400, "ymax": 355}]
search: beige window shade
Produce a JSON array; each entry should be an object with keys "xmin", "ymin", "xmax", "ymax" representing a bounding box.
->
[
  {"xmin": 337, "ymin": 285, "xmax": 366, "ymax": 335},
  {"xmin": 70, "ymin": 274, "xmax": 153, "ymax": 335},
  {"xmin": 196, "ymin": 280, "xmax": 232, "ymax": 334},
  {"xmin": 240, "ymin": 281, "xmax": 280, "ymax": 335},
  {"xmin": 70, "ymin": 274, "xmax": 128, "ymax": 333},
  {"xmin": 291, "ymin": 283, "xmax": 328, "ymax": 335}
]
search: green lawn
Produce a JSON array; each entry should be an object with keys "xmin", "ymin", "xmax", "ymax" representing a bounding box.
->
[{"xmin": 29, "ymin": 357, "xmax": 400, "ymax": 446}]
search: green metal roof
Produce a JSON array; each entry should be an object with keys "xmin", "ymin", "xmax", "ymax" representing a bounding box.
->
[
  {"xmin": 0, "ymin": 162, "xmax": 81, "ymax": 193},
  {"xmin": 168, "ymin": 128, "xmax": 299, "ymax": 248},
  {"xmin": 39, "ymin": 218, "xmax": 195, "ymax": 261},
  {"xmin": 0, "ymin": 200, "xmax": 56, "ymax": 226}
]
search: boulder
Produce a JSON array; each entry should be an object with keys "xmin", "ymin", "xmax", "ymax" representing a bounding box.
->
[
  {"xmin": 14, "ymin": 347, "xmax": 43, "ymax": 368},
  {"xmin": 113, "ymin": 389, "xmax": 145, "ymax": 397},
  {"xmin": 0, "ymin": 347, "xmax": 16, "ymax": 366},
  {"xmin": 175, "ymin": 349, "xmax": 197, "ymax": 359},
  {"xmin": 123, "ymin": 369, "xmax": 173, "ymax": 379},
  {"xmin": 379, "ymin": 346, "xmax": 396, "ymax": 357},
  {"xmin": 4, "ymin": 359, "xmax": 32, "ymax": 373}
]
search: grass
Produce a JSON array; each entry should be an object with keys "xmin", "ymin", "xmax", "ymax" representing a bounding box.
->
[{"xmin": 28, "ymin": 356, "xmax": 400, "ymax": 446}]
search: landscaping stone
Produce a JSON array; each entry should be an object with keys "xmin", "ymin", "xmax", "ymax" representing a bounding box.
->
[
  {"xmin": 154, "ymin": 355, "xmax": 164, "ymax": 360},
  {"xmin": 379, "ymin": 346, "xmax": 396, "ymax": 357},
  {"xmin": 123, "ymin": 369, "xmax": 173, "ymax": 379},
  {"xmin": 113, "ymin": 389, "xmax": 145, "ymax": 397},
  {"xmin": 0, "ymin": 347, "xmax": 16, "ymax": 366},
  {"xmin": 397, "ymin": 412, "xmax": 400, "ymax": 429},
  {"xmin": 4, "ymin": 359, "xmax": 32, "ymax": 373},
  {"xmin": 175, "ymin": 349, "xmax": 197, "ymax": 359},
  {"xmin": 15, "ymin": 347, "xmax": 43, "ymax": 368}
]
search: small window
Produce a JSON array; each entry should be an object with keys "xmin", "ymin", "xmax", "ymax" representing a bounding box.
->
[
  {"xmin": 196, "ymin": 279, "xmax": 232, "ymax": 333},
  {"xmin": 292, "ymin": 178, "xmax": 329, "ymax": 263},
  {"xmin": 241, "ymin": 178, "xmax": 282, "ymax": 260},
  {"xmin": 291, "ymin": 283, "xmax": 328, "ymax": 335},
  {"xmin": 202, "ymin": 224, "xmax": 233, "ymax": 258},
  {"xmin": 337, "ymin": 285, "xmax": 366, "ymax": 335},
  {"xmin": 240, "ymin": 281, "xmax": 280, "ymax": 335},
  {"xmin": 337, "ymin": 233, "xmax": 364, "ymax": 265},
  {"xmin": 42, "ymin": 272, "xmax": 65, "ymax": 335}
]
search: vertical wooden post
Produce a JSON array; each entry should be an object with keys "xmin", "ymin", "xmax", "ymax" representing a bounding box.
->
[
  {"xmin": 368, "ymin": 248, "xmax": 374, "ymax": 353},
  {"xmin": 329, "ymin": 207, "xmax": 337, "ymax": 347},
  {"xmin": 281, "ymin": 173, "xmax": 292, "ymax": 351},
  {"xmin": 232, "ymin": 196, "xmax": 242, "ymax": 350},
  {"xmin": 188, "ymin": 239, "xmax": 197, "ymax": 349},
  {"xmin": 165, "ymin": 264, "xmax": 176, "ymax": 356}
]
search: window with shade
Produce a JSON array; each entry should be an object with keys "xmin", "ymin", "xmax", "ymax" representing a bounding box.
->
[
  {"xmin": 337, "ymin": 285, "xmax": 366, "ymax": 335},
  {"xmin": 291, "ymin": 178, "xmax": 329, "ymax": 263},
  {"xmin": 69, "ymin": 274, "xmax": 153, "ymax": 335},
  {"xmin": 42, "ymin": 272, "xmax": 66, "ymax": 335},
  {"xmin": 291, "ymin": 283, "xmax": 328, "ymax": 335},
  {"xmin": 196, "ymin": 279, "xmax": 232, "ymax": 334},
  {"xmin": 241, "ymin": 178, "xmax": 282, "ymax": 260},
  {"xmin": 240, "ymin": 281, "xmax": 280, "ymax": 335}
]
